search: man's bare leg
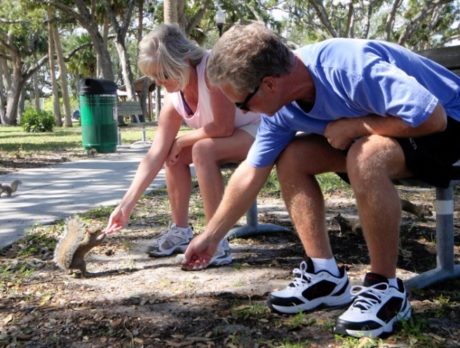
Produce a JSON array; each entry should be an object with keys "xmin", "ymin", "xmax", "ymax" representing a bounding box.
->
[
  {"xmin": 276, "ymin": 135, "xmax": 347, "ymax": 258},
  {"xmin": 346, "ymin": 135, "xmax": 411, "ymax": 278}
]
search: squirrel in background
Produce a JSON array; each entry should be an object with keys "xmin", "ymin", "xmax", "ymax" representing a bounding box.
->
[{"xmin": 0, "ymin": 180, "xmax": 22, "ymax": 197}]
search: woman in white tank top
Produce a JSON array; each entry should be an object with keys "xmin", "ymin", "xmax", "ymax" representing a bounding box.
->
[{"xmin": 106, "ymin": 24, "xmax": 260, "ymax": 266}]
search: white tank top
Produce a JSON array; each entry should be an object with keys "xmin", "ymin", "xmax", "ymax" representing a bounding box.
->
[{"xmin": 171, "ymin": 52, "xmax": 260, "ymax": 129}]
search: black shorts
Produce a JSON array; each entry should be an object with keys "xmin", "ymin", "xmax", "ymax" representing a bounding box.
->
[
  {"xmin": 397, "ymin": 116, "xmax": 460, "ymax": 187},
  {"xmin": 338, "ymin": 117, "xmax": 460, "ymax": 188}
]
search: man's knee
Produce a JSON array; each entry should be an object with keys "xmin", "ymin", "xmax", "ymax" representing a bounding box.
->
[{"xmin": 347, "ymin": 135, "xmax": 401, "ymax": 181}]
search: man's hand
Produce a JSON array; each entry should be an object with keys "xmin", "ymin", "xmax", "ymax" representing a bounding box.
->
[
  {"xmin": 324, "ymin": 118, "xmax": 359, "ymax": 150},
  {"xmin": 181, "ymin": 233, "xmax": 220, "ymax": 271}
]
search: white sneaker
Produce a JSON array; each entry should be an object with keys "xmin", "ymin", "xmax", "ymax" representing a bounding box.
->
[
  {"xmin": 209, "ymin": 238, "xmax": 232, "ymax": 266},
  {"xmin": 267, "ymin": 258, "xmax": 353, "ymax": 314},
  {"xmin": 335, "ymin": 273, "xmax": 412, "ymax": 338},
  {"xmin": 148, "ymin": 224, "xmax": 193, "ymax": 257}
]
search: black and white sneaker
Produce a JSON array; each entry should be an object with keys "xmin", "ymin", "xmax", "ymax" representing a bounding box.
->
[
  {"xmin": 335, "ymin": 272, "xmax": 411, "ymax": 338},
  {"xmin": 267, "ymin": 258, "xmax": 353, "ymax": 314}
]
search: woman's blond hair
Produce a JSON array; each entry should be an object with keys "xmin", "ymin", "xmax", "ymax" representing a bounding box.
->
[{"xmin": 138, "ymin": 24, "xmax": 205, "ymax": 89}]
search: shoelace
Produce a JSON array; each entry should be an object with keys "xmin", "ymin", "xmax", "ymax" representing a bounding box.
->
[
  {"xmin": 289, "ymin": 261, "xmax": 312, "ymax": 288},
  {"xmin": 153, "ymin": 226, "xmax": 188, "ymax": 246},
  {"xmin": 350, "ymin": 282, "xmax": 389, "ymax": 311}
]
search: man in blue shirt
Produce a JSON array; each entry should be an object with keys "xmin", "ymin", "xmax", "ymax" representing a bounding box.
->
[{"xmin": 182, "ymin": 22, "xmax": 460, "ymax": 338}]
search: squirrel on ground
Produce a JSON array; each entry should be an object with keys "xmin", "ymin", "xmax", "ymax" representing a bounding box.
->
[
  {"xmin": 54, "ymin": 216, "xmax": 105, "ymax": 277},
  {"xmin": 0, "ymin": 179, "xmax": 22, "ymax": 197}
]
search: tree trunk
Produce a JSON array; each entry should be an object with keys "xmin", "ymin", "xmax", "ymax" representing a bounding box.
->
[
  {"xmin": 99, "ymin": 17, "xmax": 110, "ymax": 78},
  {"xmin": 47, "ymin": 9, "xmax": 62, "ymax": 127},
  {"xmin": 137, "ymin": 0, "xmax": 144, "ymax": 53},
  {"xmin": 0, "ymin": 58, "xmax": 8, "ymax": 124},
  {"xmin": 73, "ymin": 0, "xmax": 115, "ymax": 81},
  {"xmin": 4, "ymin": 57, "xmax": 24, "ymax": 125},
  {"xmin": 32, "ymin": 60, "xmax": 41, "ymax": 109},
  {"xmin": 164, "ymin": 0, "xmax": 178, "ymax": 24},
  {"xmin": 52, "ymin": 23, "xmax": 73, "ymax": 127},
  {"xmin": 18, "ymin": 89, "xmax": 25, "ymax": 124},
  {"xmin": 114, "ymin": 42, "xmax": 135, "ymax": 100},
  {"xmin": 103, "ymin": 0, "xmax": 136, "ymax": 100}
]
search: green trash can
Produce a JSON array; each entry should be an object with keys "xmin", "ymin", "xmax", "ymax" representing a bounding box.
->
[{"xmin": 79, "ymin": 78, "xmax": 118, "ymax": 153}]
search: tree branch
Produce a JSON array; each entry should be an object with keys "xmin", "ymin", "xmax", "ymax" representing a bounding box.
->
[
  {"xmin": 308, "ymin": 0, "xmax": 338, "ymax": 37},
  {"xmin": 398, "ymin": 0, "xmax": 451, "ymax": 46}
]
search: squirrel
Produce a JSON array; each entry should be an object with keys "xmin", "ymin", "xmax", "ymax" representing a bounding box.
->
[
  {"xmin": 332, "ymin": 213, "xmax": 362, "ymax": 235},
  {"xmin": 0, "ymin": 179, "xmax": 22, "ymax": 197},
  {"xmin": 54, "ymin": 216, "xmax": 105, "ymax": 277}
]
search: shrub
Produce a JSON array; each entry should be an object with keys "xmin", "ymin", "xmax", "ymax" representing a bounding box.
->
[{"xmin": 20, "ymin": 108, "xmax": 55, "ymax": 133}]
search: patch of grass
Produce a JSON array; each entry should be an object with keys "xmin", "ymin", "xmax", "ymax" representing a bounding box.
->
[
  {"xmin": 0, "ymin": 125, "xmax": 164, "ymax": 154},
  {"xmin": 396, "ymin": 317, "xmax": 441, "ymax": 347},
  {"xmin": 334, "ymin": 335, "xmax": 380, "ymax": 348},
  {"xmin": 261, "ymin": 169, "xmax": 281, "ymax": 197},
  {"xmin": 278, "ymin": 341, "xmax": 311, "ymax": 348},
  {"xmin": 318, "ymin": 318, "xmax": 336, "ymax": 332},
  {"xmin": 317, "ymin": 172, "xmax": 351, "ymax": 194},
  {"xmin": 80, "ymin": 206, "xmax": 113, "ymax": 220},
  {"xmin": 0, "ymin": 126, "xmax": 82, "ymax": 152},
  {"xmin": 286, "ymin": 312, "xmax": 316, "ymax": 330},
  {"xmin": 258, "ymin": 171, "xmax": 351, "ymax": 198},
  {"xmin": 433, "ymin": 294, "xmax": 452, "ymax": 317},
  {"xmin": 0, "ymin": 262, "xmax": 35, "ymax": 284},
  {"xmin": 231, "ymin": 302, "xmax": 270, "ymax": 320},
  {"xmin": 15, "ymin": 230, "xmax": 57, "ymax": 258}
]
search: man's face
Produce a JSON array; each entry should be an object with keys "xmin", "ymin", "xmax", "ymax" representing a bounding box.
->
[{"xmin": 220, "ymin": 81, "xmax": 282, "ymax": 116}]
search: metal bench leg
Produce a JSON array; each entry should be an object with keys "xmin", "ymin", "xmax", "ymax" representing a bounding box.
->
[
  {"xmin": 227, "ymin": 199, "xmax": 290, "ymax": 239},
  {"xmin": 405, "ymin": 184, "xmax": 460, "ymax": 289}
]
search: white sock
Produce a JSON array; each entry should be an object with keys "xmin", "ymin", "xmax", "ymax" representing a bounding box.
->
[
  {"xmin": 311, "ymin": 257, "xmax": 340, "ymax": 277},
  {"xmin": 173, "ymin": 224, "xmax": 190, "ymax": 231},
  {"xmin": 387, "ymin": 277, "xmax": 398, "ymax": 288}
]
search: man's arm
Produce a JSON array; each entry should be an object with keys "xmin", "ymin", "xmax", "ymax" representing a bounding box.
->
[
  {"xmin": 183, "ymin": 161, "xmax": 273, "ymax": 269},
  {"xmin": 325, "ymin": 103, "xmax": 447, "ymax": 150}
]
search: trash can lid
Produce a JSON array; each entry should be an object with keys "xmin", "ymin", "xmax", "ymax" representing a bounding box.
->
[{"xmin": 79, "ymin": 78, "xmax": 117, "ymax": 95}]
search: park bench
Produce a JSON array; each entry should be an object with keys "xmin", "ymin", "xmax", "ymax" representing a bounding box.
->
[
  {"xmin": 117, "ymin": 101, "xmax": 152, "ymax": 148},
  {"xmin": 402, "ymin": 45, "xmax": 460, "ymax": 289},
  {"xmin": 208, "ymin": 163, "xmax": 290, "ymax": 239}
]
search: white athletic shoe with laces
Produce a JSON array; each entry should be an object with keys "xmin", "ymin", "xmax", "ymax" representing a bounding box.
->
[
  {"xmin": 268, "ymin": 258, "xmax": 353, "ymax": 314},
  {"xmin": 335, "ymin": 272, "xmax": 411, "ymax": 338},
  {"xmin": 208, "ymin": 238, "xmax": 232, "ymax": 267},
  {"xmin": 148, "ymin": 224, "xmax": 232, "ymax": 267},
  {"xmin": 148, "ymin": 224, "xmax": 193, "ymax": 257}
]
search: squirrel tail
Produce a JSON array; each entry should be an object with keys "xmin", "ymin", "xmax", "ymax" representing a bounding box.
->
[
  {"xmin": 11, "ymin": 180, "xmax": 22, "ymax": 193},
  {"xmin": 54, "ymin": 216, "xmax": 85, "ymax": 270}
]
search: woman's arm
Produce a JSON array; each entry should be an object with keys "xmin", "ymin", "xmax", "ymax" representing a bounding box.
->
[
  {"xmin": 167, "ymin": 75, "xmax": 238, "ymax": 164},
  {"xmin": 106, "ymin": 98, "xmax": 182, "ymax": 232}
]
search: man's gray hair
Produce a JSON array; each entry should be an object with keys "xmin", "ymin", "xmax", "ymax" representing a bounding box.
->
[
  {"xmin": 138, "ymin": 24, "xmax": 205, "ymax": 89},
  {"xmin": 207, "ymin": 22, "xmax": 294, "ymax": 93}
]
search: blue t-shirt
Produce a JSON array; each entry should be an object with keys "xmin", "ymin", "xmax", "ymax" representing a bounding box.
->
[{"xmin": 248, "ymin": 38, "xmax": 460, "ymax": 168}]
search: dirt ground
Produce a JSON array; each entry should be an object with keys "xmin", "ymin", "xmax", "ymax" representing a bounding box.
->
[{"xmin": 1, "ymin": 158, "xmax": 459, "ymax": 348}]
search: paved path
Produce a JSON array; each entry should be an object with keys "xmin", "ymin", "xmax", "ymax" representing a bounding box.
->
[{"xmin": 0, "ymin": 146, "xmax": 166, "ymax": 249}]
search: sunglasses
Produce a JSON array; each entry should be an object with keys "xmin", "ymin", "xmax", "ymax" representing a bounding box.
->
[{"xmin": 235, "ymin": 84, "xmax": 260, "ymax": 111}]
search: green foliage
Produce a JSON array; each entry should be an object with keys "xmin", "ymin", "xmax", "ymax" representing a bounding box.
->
[
  {"xmin": 279, "ymin": 0, "xmax": 460, "ymax": 50},
  {"xmin": 20, "ymin": 108, "xmax": 55, "ymax": 133},
  {"xmin": 230, "ymin": 303, "xmax": 270, "ymax": 320}
]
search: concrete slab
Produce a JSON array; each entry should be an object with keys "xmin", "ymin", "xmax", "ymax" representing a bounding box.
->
[{"xmin": 0, "ymin": 146, "xmax": 166, "ymax": 249}]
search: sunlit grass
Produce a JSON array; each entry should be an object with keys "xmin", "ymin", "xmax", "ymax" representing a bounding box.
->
[{"xmin": 0, "ymin": 124, "xmax": 191, "ymax": 156}]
